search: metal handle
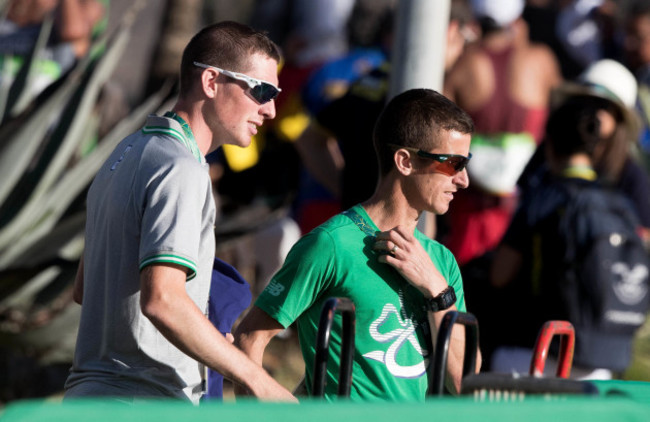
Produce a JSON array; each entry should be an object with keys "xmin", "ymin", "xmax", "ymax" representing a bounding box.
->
[
  {"xmin": 312, "ymin": 297, "xmax": 356, "ymax": 397},
  {"xmin": 530, "ymin": 320, "xmax": 575, "ymax": 378},
  {"xmin": 429, "ymin": 310, "xmax": 479, "ymax": 396}
]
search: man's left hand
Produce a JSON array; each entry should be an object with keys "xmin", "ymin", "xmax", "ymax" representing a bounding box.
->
[{"xmin": 374, "ymin": 226, "xmax": 449, "ymax": 298}]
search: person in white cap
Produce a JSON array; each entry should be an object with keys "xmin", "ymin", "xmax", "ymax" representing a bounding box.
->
[
  {"xmin": 489, "ymin": 93, "xmax": 650, "ymax": 380},
  {"xmin": 487, "ymin": 58, "xmax": 650, "ymax": 376},
  {"xmin": 521, "ymin": 59, "xmax": 650, "ymax": 245},
  {"xmin": 443, "ymin": 0, "xmax": 563, "ymax": 268}
]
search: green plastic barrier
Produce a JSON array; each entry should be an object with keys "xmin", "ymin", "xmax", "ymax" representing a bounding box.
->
[{"xmin": 2, "ymin": 381, "xmax": 650, "ymax": 422}]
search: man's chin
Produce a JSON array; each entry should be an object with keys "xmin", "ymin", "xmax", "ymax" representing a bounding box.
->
[
  {"xmin": 238, "ymin": 138, "xmax": 253, "ymax": 148},
  {"xmin": 222, "ymin": 136, "xmax": 252, "ymax": 149},
  {"xmin": 434, "ymin": 203, "xmax": 450, "ymax": 215}
]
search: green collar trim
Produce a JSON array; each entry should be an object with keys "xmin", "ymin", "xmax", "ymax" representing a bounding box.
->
[
  {"xmin": 143, "ymin": 112, "xmax": 203, "ymax": 163},
  {"xmin": 164, "ymin": 111, "xmax": 203, "ymax": 163}
]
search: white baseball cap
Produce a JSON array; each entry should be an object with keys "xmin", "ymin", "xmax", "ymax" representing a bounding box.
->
[
  {"xmin": 551, "ymin": 59, "xmax": 640, "ymax": 136},
  {"xmin": 470, "ymin": 0, "xmax": 525, "ymax": 27},
  {"xmin": 578, "ymin": 59, "xmax": 638, "ymax": 109}
]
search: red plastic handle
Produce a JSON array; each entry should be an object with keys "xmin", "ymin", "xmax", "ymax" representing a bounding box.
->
[{"xmin": 530, "ymin": 320, "xmax": 575, "ymax": 378}]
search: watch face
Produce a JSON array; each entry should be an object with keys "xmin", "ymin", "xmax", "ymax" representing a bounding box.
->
[{"xmin": 428, "ymin": 287, "xmax": 456, "ymax": 312}]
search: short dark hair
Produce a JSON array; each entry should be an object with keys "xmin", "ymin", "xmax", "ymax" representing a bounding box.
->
[
  {"xmin": 373, "ymin": 89, "xmax": 474, "ymax": 175},
  {"xmin": 179, "ymin": 21, "xmax": 282, "ymax": 94}
]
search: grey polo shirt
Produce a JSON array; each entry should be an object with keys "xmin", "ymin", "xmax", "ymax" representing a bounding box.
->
[{"xmin": 65, "ymin": 115, "xmax": 216, "ymax": 403}]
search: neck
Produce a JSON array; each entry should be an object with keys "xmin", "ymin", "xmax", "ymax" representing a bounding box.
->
[
  {"xmin": 361, "ymin": 176, "xmax": 420, "ymax": 232},
  {"xmin": 483, "ymin": 19, "xmax": 527, "ymax": 50},
  {"xmin": 552, "ymin": 153, "xmax": 592, "ymax": 172},
  {"xmin": 171, "ymin": 101, "xmax": 213, "ymax": 156},
  {"xmin": 565, "ymin": 153, "xmax": 592, "ymax": 168},
  {"xmin": 483, "ymin": 29, "xmax": 514, "ymax": 49}
]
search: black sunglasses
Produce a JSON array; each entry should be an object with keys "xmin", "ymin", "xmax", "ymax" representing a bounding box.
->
[
  {"xmin": 193, "ymin": 61, "xmax": 281, "ymax": 104},
  {"xmin": 389, "ymin": 144, "xmax": 472, "ymax": 176}
]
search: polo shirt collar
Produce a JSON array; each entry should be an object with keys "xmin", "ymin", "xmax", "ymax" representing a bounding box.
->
[{"xmin": 142, "ymin": 113, "xmax": 204, "ymax": 164}]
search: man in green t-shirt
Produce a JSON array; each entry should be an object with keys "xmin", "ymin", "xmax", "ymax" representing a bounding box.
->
[{"xmin": 235, "ymin": 89, "xmax": 482, "ymax": 400}]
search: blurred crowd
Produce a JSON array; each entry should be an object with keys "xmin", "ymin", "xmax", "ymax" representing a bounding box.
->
[
  {"xmin": 212, "ymin": 0, "xmax": 650, "ymax": 379},
  {"xmin": 208, "ymin": 0, "xmax": 650, "ymax": 278}
]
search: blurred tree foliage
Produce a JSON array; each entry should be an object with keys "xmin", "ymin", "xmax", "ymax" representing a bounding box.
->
[{"xmin": 0, "ymin": 0, "xmax": 172, "ymax": 403}]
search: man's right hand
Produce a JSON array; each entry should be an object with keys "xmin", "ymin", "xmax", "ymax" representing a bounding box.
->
[
  {"xmin": 246, "ymin": 375, "xmax": 299, "ymax": 402},
  {"xmin": 140, "ymin": 265, "xmax": 296, "ymax": 403}
]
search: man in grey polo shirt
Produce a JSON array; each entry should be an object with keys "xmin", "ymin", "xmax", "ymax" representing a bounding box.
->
[{"xmin": 64, "ymin": 21, "xmax": 296, "ymax": 403}]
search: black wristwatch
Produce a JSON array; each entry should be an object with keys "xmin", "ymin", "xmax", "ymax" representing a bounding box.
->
[{"xmin": 426, "ymin": 286, "xmax": 456, "ymax": 312}]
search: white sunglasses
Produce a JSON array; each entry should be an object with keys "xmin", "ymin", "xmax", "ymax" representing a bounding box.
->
[{"xmin": 193, "ymin": 61, "xmax": 281, "ymax": 104}]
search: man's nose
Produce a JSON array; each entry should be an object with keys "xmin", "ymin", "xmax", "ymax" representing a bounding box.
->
[
  {"xmin": 454, "ymin": 168, "xmax": 469, "ymax": 189},
  {"xmin": 261, "ymin": 100, "xmax": 276, "ymax": 120}
]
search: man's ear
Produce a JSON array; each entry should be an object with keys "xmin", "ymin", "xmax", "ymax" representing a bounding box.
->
[
  {"xmin": 201, "ymin": 68, "xmax": 219, "ymax": 98},
  {"xmin": 393, "ymin": 148, "xmax": 414, "ymax": 176}
]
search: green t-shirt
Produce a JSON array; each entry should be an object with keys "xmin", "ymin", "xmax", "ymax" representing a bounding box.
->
[{"xmin": 256, "ymin": 205, "xmax": 466, "ymax": 401}]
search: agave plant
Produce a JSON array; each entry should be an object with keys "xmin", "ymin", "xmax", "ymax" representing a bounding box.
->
[{"xmin": 0, "ymin": 0, "xmax": 173, "ymax": 402}]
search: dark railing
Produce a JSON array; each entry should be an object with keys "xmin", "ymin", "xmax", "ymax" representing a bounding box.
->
[
  {"xmin": 429, "ymin": 310, "xmax": 479, "ymax": 396},
  {"xmin": 312, "ymin": 297, "xmax": 356, "ymax": 397}
]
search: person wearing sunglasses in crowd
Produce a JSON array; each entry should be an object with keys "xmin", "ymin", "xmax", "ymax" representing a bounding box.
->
[
  {"xmin": 235, "ymin": 89, "xmax": 482, "ymax": 400},
  {"xmin": 64, "ymin": 21, "xmax": 296, "ymax": 403}
]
